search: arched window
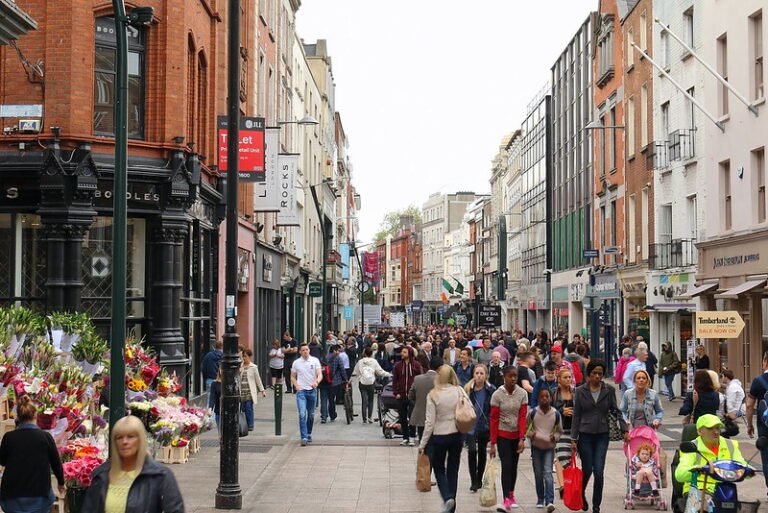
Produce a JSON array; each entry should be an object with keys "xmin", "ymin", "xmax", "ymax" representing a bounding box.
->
[{"xmin": 94, "ymin": 17, "xmax": 146, "ymax": 139}]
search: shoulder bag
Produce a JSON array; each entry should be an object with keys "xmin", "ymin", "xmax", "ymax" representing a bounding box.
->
[{"xmin": 455, "ymin": 386, "xmax": 477, "ymax": 434}]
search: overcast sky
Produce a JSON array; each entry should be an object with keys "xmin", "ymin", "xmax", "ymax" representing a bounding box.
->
[{"xmin": 296, "ymin": 1, "xmax": 597, "ymax": 243}]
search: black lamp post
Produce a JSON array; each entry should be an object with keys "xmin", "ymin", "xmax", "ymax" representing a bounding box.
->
[
  {"xmin": 108, "ymin": 1, "xmax": 153, "ymax": 433},
  {"xmin": 215, "ymin": 0, "xmax": 242, "ymax": 508}
]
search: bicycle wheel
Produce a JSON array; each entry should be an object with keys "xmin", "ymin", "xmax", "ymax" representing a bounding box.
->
[{"xmin": 344, "ymin": 386, "xmax": 353, "ymax": 424}]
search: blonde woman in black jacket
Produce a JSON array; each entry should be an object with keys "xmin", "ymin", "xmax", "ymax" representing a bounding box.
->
[
  {"xmin": 570, "ymin": 359, "xmax": 627, "ymax": 513},
  {"xmin": 82, "ymin": 415, "xmax": 184, "ymax": 513}
]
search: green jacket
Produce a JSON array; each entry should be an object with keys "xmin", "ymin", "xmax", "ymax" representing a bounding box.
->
[
  {"xmin": 659, "ymin": 350, "xmax": 680, "ymax": 376},
  {"xmin": 674, "ymin": 436, "xmax": 746, "ymax": 495}
]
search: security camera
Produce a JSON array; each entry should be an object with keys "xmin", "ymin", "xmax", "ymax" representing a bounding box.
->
[{"xmin": 543, "ymin": 269, "xmax": 553, "ymax": 276}]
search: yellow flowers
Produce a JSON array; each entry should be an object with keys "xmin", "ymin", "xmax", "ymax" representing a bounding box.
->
[{"xmin": 127, "ymin": 378, "xmax": 148, "ymax": 392}]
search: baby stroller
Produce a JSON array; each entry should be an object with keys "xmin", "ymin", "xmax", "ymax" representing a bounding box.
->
[
  {"xmin": 624, "ymin": 425, "xmax": 668, "ymax": 510},
  {"xmin": 375, "ymin": 376, "xmax": 403, "ymax": 439}
]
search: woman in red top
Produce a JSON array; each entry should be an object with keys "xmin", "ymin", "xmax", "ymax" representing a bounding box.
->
[
  {"xmin": 392, "ymin": 346, "xmax": 423, "ymax": 446},
  {"xmin": 489, "ymin": 366, "xmax": 528, "ymax": 511}
]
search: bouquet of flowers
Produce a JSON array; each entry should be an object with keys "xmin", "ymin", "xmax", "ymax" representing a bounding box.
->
[
  {"xmin": 0, "ymin": 306, "xmax": 45, "ymax": 358},
  {"xmin": 150, "ymin": 419, "xmax": 178, "ymax": 446},
  {"xmin": 63, "ymin": 455, "xmax": 103, "ymax": 488},
  {"xmin": 170, "ymin": 436, "xmax": 190, "ymax": 448},
  {"xmin": 156, "ymin": 370, "xmax": 182, "ymax": 396},
  {"xmin": 49, "ymin": 312, "xmax": 93, "ymax": 352},
  {"xmin": 71, "ymin": 332, "xmax": 108, "ymax": 370}
]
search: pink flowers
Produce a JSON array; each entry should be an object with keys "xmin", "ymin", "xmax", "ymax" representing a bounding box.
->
[{"xmin": 63, "ymin": 455, "xmax": 103, "ymax": 488}]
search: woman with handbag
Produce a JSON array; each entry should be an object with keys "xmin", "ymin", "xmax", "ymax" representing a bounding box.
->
[
  {"xmin": 464, "ymin": 364, "xmax": 495, "ymax": 492},
  {"xmin": 418, "ymin": 365, "xmax": 464, "ymax": 513},
  {"xmin": 489, "ymin": 365, "xmax": 528, "ymax": 511},
  {"xmin": 553, "ymin": 367, "xmax": 574, "ymax": 499},
  {"xmin": 619, "ymin": 369, "xmax": 664, "ymax": 429},
  {"xmin": 570, "ymin": 359, "xmax": 627, "ymax": 513}
]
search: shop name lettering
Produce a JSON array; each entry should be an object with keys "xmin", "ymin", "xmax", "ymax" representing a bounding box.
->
[
  {"xmin": 593, "ymin": 282, "xmax": 617, "ymax": 292},
  {"xmin": 712, "ymin": 253, "xmax": 760, "ymax": 269},
  {"xmin": 280, "ymin": 164, "xmax": 290, "ymax": 208},
  {"xmin": 5, "ymin": 187, "xmax": 19, "ymax": 199},
  {"xmin": 5, "ymin": 186, "xmax": 158, "ymax": 203}
]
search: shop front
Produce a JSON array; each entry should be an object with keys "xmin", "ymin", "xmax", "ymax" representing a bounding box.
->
[
  {"xmin": 568, "ymin": 277, "xmax": 589, "ymax": 339},
  {"xmin": 0, "ymin": 145, "xmax": 218, "ymax": 394},
  {"xmin": 552, "ymin": 286, "xmax": 569, "ymax": 338},
  {"xmin": 255, "ymin": 242, "xmax": 283, "ymax": 376},
  {"xmin": 522, "ymin": 282, "xmax": 550, "ymax": 336},
  {"xmin": 697, "ymin": 230, "xmax": 768, "ymax": 383},
  {"xmin": 590, "ymin": 271, "xmax": 621, "ymax": 368}
]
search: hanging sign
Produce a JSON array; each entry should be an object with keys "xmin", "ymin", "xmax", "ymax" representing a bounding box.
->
[
  {"xmin": 694, "ymin": 311, "xmax": 745, "ymax": 339},
  {"xmin": 254, "ymin": 127, "xmax": 281, "ymax": 212},
  {"xmin": 217, "ymin": 116, "xmax": 265, "ymax": 182},
  {"xmin": 276, "ymin": 153, "xmax": 300, "ymax": 225}
]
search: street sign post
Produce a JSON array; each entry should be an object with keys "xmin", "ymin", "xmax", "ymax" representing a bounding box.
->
[
  {"xmin": 583, "ymin": 249, "xmax": 599, "ymax": 259},
  {"xmin": 308, "ymin": 281, "xmax": 323, "ymax": 297},
  {"xmin": 694, "ymin": 311, "xmax": 745, "ymax": 338}
]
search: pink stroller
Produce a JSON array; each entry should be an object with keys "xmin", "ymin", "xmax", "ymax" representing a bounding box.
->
[{"xmin": 623, "ymin": 425, "xmax": 667, "ymax": 510}]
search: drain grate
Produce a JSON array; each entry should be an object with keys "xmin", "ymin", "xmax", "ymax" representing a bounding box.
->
[{"xmin": 201, "ymin": 440, "xmax": 278, "ymax": 453}]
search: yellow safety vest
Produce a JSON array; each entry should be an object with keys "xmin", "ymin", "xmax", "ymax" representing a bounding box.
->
[{"xmin": 674, "ymin": 437, "xmax": 745, "ymax": 495}]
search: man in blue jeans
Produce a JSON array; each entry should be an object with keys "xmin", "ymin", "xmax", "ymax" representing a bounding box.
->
[{"xmin": 291, "ymin": 344, "xmax": 323, "ymax": 446}]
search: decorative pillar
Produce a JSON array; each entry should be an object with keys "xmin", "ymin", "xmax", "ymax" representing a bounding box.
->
[{"xmin": 37, "ymin": 142, "xmax": 98, "ymax": 312}]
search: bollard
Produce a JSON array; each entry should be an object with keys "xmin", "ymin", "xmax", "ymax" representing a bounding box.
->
[{"xmin": 274, "ymin": 382, "xmax": 283, "ymax": 436}]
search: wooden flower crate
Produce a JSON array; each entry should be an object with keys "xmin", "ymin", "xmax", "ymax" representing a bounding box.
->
[
  {"xmin": 49, "ymin": 476, "xmax": 66, "ymax": 513},
  {"xmin": 0, "ymin": 396, "xmax": 9, "ymax": 421},
  {"xmin": 159, "ymin": 444, "xmax": 189, "ymax": 464},
  {"xmin": 189, "ymin": 436, "xmax": 200, "ymax": 454}
]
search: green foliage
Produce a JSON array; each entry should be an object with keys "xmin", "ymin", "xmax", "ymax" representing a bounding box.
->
[
  {"xmin": 49, "ymin": 312, "xmax": 94, "ymax": 336},
  {"xmin": 372, "ymin": 205, "xmax": 421, "ymax": 243},
  {"xmin": 71, "ymin": 332, "xmax": 109, "ymax": 364},
  {"xmin": 0, "ymin": 306, "xmax": 46, "ymax": 337}
]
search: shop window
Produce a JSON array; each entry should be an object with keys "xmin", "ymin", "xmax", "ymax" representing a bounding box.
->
[
  {"xmin": 81, "ymin": 217, "xmax": 146, "ymax": 324},
  {"xmin": 0, "ymin": 215, "xmax": 11, "ymax": 300},
  {"xmin": 94, "ymin": 17, "xmax": 146, "ymax": 139},
  {"xmin": 0, "ymin": 214, "xmax": 46, "ymax": 311}
]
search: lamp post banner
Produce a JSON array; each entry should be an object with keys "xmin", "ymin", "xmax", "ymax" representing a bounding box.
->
[
  {"xmin": 217, "ymin": 116, "xmax": 265, "ymax": 181},
  {"xmin": 254, "ymin": 127, "xmax": 281, "ymax": 211},
  {"xmin": 276, "ymin": 153, "xmax": 300, "ymax": 225}
]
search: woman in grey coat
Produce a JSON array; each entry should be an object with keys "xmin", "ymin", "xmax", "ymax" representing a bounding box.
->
[{"xmin": 570, "ymin": 359, "xmax": 627, "ymax": 513}]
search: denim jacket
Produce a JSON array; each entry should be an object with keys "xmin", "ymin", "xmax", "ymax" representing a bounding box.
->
[{"xmin": 620, "ymin": 387, "xmax": 664, "ymax": 427}]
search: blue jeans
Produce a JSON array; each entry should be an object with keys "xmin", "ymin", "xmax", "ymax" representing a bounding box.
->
[
  {"xmin": 205, "ymin": 377, "xmax": 214, "ymax": 390},
  {"xmin": 319, "ymin": 386, "xmax": 332, "ymax": 421},
  {"xmin": 431, "ymin": 433, "xmax": 463, "ymax": 508},
  {"xmin": 296, "ymin": 389, "xmax": 317, "ymax": 441},
  {"xmin": 758, "ymin": 422, "xmax": 768, "ymax": 488},
  {"xmin": 531, "ymin": 446, "xmax": 555, "ymax": 504},
  {"xmin": 0, "ymin": 488, "xmax": 54, "ymax": 513},
  {"xmin": 241, "ymin": 400, "xmax": 254, "ymax": 430},
  {"xmin": 664, "ymin": 374, "xmax": 676, "ymax": 399},
  {"xmin": 578, "ymin": 432, "xmax": 610, "ymax": 508}
]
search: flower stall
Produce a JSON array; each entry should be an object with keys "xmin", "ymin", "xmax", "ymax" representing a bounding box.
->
[{"xmin": 0, "ymin": 306, "xmax": 214, "ymax": 509}]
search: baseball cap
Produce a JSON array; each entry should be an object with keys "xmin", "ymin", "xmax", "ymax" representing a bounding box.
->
[
  {"xmin": 551, "ymin": 345, "xmax": 563, "ymax": 353},
  {"xmin": 696, "ymin": 414, "xmax": 724, "ymax": 430}
]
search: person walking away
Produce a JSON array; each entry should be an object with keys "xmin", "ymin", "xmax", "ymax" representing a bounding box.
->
[
  {"xmin": 622, "ymin": 348, "xmax": 648, "ymax": 392},
  {"xmin": 465, "ymin": 364, "xmax": 495, "ymax": 492},
  {"xmin": 488, "ymin": 351, "xmax": 506, "ymax": 388},
  {"xmin": 614, "ymin": 347, "xmax": 635, "ymax": 395},
  {"xmin": 694, "ymin": 344, "xmax": 710, "ymax": 370},
  {"xmin": 291, "ymin": 344, "xmax": 323, "ymax": 446},
  {"xmin": 0, "ymin": 395, "xmax": 65, "ymax": 513},
  {"xmin": 268, "ymin": 339, "xmax": 285, "ymax": 388},
  {"xmin": 409, "ymin": 357, "xmax": 441, "ymax": 443},
  {"xmin": 527, "ymin": 388, "xmax": 562, "ymax": 512},
  {"xmin": 208, "ymin": 369, "xmax": 222, "ymax": 431},
  {"xmin": 553, "ymin": 368, "xmax": 574, "ymax": 500},
  {"xmin": 516, "ymin": 351, "xmax": 536, "ymax": 401},
  {"xmin": 282, "ymin": 332, "xmax": 299, "ymax": 393},
  {"xmin": 81, "ymin": 415, "xmax": 184, "ymax": 513},
  {"xmin": 720, "ymin": 369, "xmax": 745, "ymax": 420},
  {"xmin": 327, "ymin": 344, "xmax": 348, "ymax": 422},
  {"xmin": 453, "ymin": 347, "xmax": 475, "ymax": 387},
  {"xmin": 531, "ymin": 361, "xmax": 559, "ymax": 409},
  {"xmin": 201, "ymin": 339, "xmax": 223, "ymax": 390},
  {"xmin": 489, "ymin": 366, "xmax": 528, "ymax": 511},
  {"xmin": 392, "ymin": 345, "xmax": 423, "ymax": 445},
  {"xmin": 746, "ymin": 352, "xmax": 768, "ymax": 493},
  {"xmin": 240, "ymin": 348, "xmax": 267, "ymax": 431},
  {"xmin": 345, "ymin": 337, "xmax": 359, "ymax": 379},
  {"xmin": 338, "ymin": 343, "xmax": 351, "ymax": 382},
  {"xmin": 678, "ymin": 369, "xmax": 720, "ymax": 424},
  {"xmin": 571, "ymin": 359, "xmax": 627, "ymax": 513},
  {"xmin": 353, "ymin": 347, "xmax": 391, "ymax": 423},
  {"xmin": 418, "ymin": 365, "xmax": 464, "ymax": 513},
  {"xmin": 658, "ymin": 342, "xmax": 681, "ymax": 400},
  {"xmin": 620, "ymin": 369, "xmax": 663, "ymax": 430},
  {"xmin": 564, "ymin": 343, "xmax": 586, "ymax": 386},
  {"xmin": 308, "ymin": 335, "xmax": 323, "ymax": 361}
]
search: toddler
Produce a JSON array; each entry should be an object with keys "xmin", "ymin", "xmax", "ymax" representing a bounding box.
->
[{"xmin": 631, "ymin": 443, "xmax": 659, "ymax": 493}]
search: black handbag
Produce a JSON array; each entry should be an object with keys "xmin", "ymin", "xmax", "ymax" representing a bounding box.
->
[
  {"xmin": 607, "ymin": 407, "xmax": 624, "ymax": 441},
  {"xmin": 238, "ymin": 411, "xmax": 249, "ymax": 437},
  {"xmin": 721, "ymin": 417, "xmax": 739, "ymax": 438}
]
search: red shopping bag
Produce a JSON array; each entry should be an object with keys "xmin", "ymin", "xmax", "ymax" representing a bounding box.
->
[{"xmin": 562, "ymin": 451, "xmax": 584, "ymax": 511}]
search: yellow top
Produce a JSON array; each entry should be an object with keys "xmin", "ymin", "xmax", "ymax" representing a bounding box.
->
[{"xmin": 104, "ymin": 470, "xmax": 139, "ymax": 513}]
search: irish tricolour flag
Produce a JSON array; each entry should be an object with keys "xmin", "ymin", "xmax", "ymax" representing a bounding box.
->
[{"xmin": 440, "ymin": 278, "xmax": 454, "ymax": 304}]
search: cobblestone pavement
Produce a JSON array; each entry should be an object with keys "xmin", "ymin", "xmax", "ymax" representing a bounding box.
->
[{"xmin": 173, "ymin": 385, "xmax": 768, "ymax": 512}]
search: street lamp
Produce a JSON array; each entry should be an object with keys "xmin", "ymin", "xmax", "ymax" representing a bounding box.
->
[
  {"xmin": 278, "ymin": 115, "xmax": 320, "ymax": 126},
  {"xmin": 109, "ymin": 1, "xmax": 153, "ymax": 434}
]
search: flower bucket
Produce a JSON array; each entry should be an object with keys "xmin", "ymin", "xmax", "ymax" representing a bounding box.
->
[
  {"xmin": 77, "ymin": 359, "xmax": 101, "ymax": 375},
  {"xmin": 6, "ymin": 334, "xmax": 25, "ymax": 358},
  {"xmin": 66, "ymin": 487, "xmax": 88, "ymax": 513},
  {"xmin": 37, "ymin": 410, "xmax": 57, "ymax": 430},
  {"xmin": 50, "ymin": 329, "xmax": 64, "ymax": 351}
]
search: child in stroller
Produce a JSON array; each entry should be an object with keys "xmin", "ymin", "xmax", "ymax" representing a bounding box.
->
[{"xmin": 624, "ymin": 425, "xmax": 668, "ymax": 510}]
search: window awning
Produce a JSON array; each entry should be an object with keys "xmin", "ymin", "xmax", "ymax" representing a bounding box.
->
[
  {"xmin": 0, "ymin": 0, "xmax": 38, "ymax": 45},
  {"xmin": 676, "ymin": 281, "xmax": 719, "ymax": 299},
  {"xmin": 714, "ymin": 279, "xmax": 767, "ymax": 300}
]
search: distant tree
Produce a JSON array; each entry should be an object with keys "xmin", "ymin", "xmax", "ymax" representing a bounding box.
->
[{"xmin": 372, "ymin": 205, "xmax": 422, "ymax": 243}]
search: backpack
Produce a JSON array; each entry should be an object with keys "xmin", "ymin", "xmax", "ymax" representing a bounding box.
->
[
  {"xmin": 526, "ymin": 406, "xmax": 562, "ymax": 448},
  {"xmin": 757, "ymin": 374, "xmax": 768, "ymax": 426},
  {"xmin": 360, "ymin": 362, "xmax": 376, "ymax": 385},
  {"xmin": 323, "ymin": 363, "xmax": 332, "ymax": 384},
  {"xmin": 570, "ymin": 359, "xmax": 584, "ymax": 385}
]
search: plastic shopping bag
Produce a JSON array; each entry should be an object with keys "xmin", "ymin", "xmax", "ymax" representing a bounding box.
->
[
  {"xmin": 479, "ymin": 458, "xmax": 499, "ymax": 507},
  {"xmin": 416, "ymin": 453, "xmax": 432, "ymax": 492},
  {"xmin": 563, "ymin": 451, "xmax": 584, "ymax": 511}
]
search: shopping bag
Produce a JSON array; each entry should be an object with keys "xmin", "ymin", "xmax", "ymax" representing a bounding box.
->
[
  {"xmin": 479, "ymin": 458, "xmax": 499, "ymax": 507},
  {"xmin": 238, "ymin": 411, "xmax": 249, "ymax": 437},
  {"xmin": 416, "ymin": 453, "xmax": 432, "ymax": 492},
  {"xmin": 563, "ymin": 451, "xmax": 584, "ymax": 511},
  {"xmin": 684, "ymin": 486, "xmax": 704, "ymax": 513}
]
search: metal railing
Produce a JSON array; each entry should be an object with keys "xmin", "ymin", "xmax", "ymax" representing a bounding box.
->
[
  {"xmin": 645, "ymin": 140, "xmax": 669, "ymax": 171},
  {"xmin": 668, "ymin": 128, "xmax": 697, "ymax": 161},
  {"xmin": 649, "ymin": 238, "xmax": 698, "ymax": 270}
]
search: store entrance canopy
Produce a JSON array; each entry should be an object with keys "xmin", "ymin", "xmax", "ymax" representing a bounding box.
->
[
  {"xmin": 676, "ymin": 281, "xmax": 719, "ymax": 299},
  {"xmin": 714, "ymin": 279, "xmax": 767, "ymax": 300}
]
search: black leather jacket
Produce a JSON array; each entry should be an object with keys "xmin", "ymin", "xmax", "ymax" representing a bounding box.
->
[{"xmin": 81, "ymin": 457, "xmax": 184, "ymax": 513}]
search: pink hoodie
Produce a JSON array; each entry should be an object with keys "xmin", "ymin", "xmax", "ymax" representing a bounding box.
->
[{"xmin": 614, "ymin": 355, "xmax": 635, "ymax": 385}]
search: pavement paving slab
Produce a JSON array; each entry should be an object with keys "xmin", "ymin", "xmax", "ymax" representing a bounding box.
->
[{"xmin": 172, "ymin": 386, "xmax": 768, "ymax": 512}]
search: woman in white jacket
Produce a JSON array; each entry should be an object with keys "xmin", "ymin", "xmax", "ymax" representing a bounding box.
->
[
  {"xmin": 352, "ymin": 347, "xmax": 391, "ymax": 423},
  {"xmin": 240, "ymin": 348, "xmax": 267, "ymax": 431},
  {"xmin": 419, "ymin": 365, "xmax": 463, "ymax": 513},
  {"xmin": 720, "ymin": 369, "xmax": 746, "ymax": 418}
]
